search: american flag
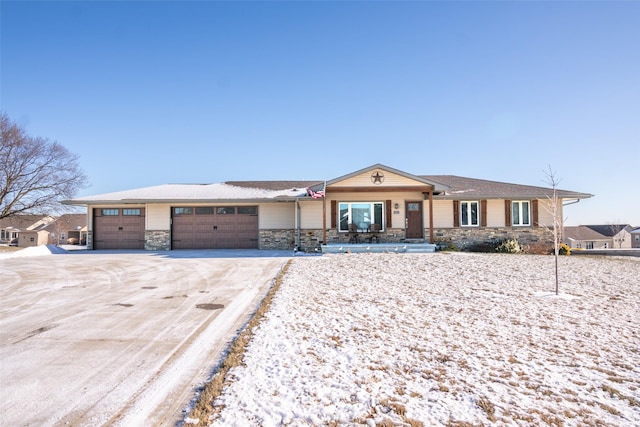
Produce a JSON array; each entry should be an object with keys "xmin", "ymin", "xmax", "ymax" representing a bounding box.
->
[{"xmin": 306, "ymin": 187, "xmax": 325, "ymax": 198}]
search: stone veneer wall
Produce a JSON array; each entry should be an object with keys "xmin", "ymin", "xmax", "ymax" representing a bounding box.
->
[
  {"xmin": 275, "ymin": 226, "xmax": 554, "ymax": 252},
  {"xmin": 145, "ymin": 230, "xmax": 171, "ymax": 251},
  {"xmin": 433, "ymin": 227, "xmax": 554, "ymax": 250},
  {"xmin": 260, "ymin": 229, "xmax": 297, "ymax": 250},
  {"xmin": 271, "ymin": 228, "xmax": 410, "ymax": 252},
  {"xmin": 86, "ymin": 231, "xmax": 93, "ymax": 250}
]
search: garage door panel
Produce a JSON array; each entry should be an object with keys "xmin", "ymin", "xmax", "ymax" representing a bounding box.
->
[
  {"xmin": 171, "ymin": 206, "xmax": 258, "ymax": 249},
  {"xmin": 93, "ymin": 208, "xmax": 145, "ymax": 250}
]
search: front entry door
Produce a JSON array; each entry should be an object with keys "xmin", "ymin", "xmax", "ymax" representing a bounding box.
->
[{"xmin": 405, "ymin": 201, "xmax": 423, "ymax": 239}]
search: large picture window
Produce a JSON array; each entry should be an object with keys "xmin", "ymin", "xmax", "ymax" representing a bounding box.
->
[
  {"xmin": 512, "ymin": 201, "xmax": 531, "ymax": 226},
  {"xmin": 338, "ymin": 202, "xmax": 384, "ymax": 232},
  {"xmin": 460, "ymin": 201, "xmax": 479, "ymax": 227}
]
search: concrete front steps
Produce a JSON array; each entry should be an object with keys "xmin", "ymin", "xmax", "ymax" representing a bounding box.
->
[{"xmin": 321, "ymin": 242, "xmax": 437, "ymax": 254}]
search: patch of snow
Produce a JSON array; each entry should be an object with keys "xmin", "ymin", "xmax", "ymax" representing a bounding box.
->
[
  {"xmin": 534, "ymin": 290, "xmax": 579, "ymax": 300},
  {"xmin": 212, "ymin": 253, "xmax": 640, "ymax": 426},
  {"xmin": 0, "ymin": 244, "xmax": 67, "ymax": 259}
]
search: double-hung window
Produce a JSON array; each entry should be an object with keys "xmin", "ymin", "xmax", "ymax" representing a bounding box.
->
[
  {"xmin": 460, "ymin": 201, "xmax": 479, "ymax": 227},
  {"xmin": 511, "ymin": 201, "xmax": 531, "ymax": 226},
  {"xmin": 338, "ymin": 202, "xmax": 384, "ymax": 232}
]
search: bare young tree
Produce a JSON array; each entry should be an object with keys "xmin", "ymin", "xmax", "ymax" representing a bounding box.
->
[
  {"xmin": 0, "ymin": 112, "xmax": 88, "ymax": 219},
  {"xmin": 543, "ymin": 165, "xmax": 562, "ymax": 295}
]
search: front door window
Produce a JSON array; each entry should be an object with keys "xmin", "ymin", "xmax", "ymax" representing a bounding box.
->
[{"xmin": 406, "ymin": 201, "xmax": 423, "ymax": 238}]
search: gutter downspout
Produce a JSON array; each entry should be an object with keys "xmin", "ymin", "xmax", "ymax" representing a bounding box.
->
[{"xmin": 563, "ymin": 199, "xmax": 581, "ymax": 207}]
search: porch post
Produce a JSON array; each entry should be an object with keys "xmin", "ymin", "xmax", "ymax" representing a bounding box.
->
[
  {"xmin": 429, "ymin": 190, "xmax": 434, "ymax": 244},
  {"xmin": 322, "ymin": 195, "xmax": 327, "ymax": 244}
]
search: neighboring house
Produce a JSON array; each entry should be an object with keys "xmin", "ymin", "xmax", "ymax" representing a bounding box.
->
[
  {"xmin": 17, "ymin": 230, "xmax": 49, "ymax": 248},
  {"xmin": 564, "ymin": 224, "xmax": 634, "ymax": 249},
  {"xmin": 63, "ymin": 164, "xmax": 593, "ymax": 252},
  {"xmin": 631, "ymin": 227, "xmax": 640, "ymax": 249},
  {"xmin": 0, "ymin": 215, "xmax": 55, "ymax": 245},
  {"xmin": 43, "ymin": 214, "xmax": 88, "ymax": 245}
]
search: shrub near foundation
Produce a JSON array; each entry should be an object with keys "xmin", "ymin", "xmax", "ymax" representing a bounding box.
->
[{"xmin": 495, "ymin": 239, "xmax": 523, "ymax": 254}]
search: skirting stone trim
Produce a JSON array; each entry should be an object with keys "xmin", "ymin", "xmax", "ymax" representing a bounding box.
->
[
  {"xmin": 86, "ymin": 231, "xmax": 94, "ymax": 250},
  {"xmin": 287, "ymin": 226, "xmax": 553, "ymax": 252},
  {"xmin": 259, "ymin": 229, "xmax": 297, "ymax": 250},
  {"xmin": 145, "ymin": 230, "xmax": 171, "ymax": 251},
  {"xmin": 192, "ymin": 227, "xmax": 555, "ymax": 253},
  {"xmin": 432, "ymin": 227, "xmax": 554, "ymax": 250}
]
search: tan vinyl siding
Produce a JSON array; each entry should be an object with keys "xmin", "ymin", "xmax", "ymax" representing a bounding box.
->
[
  {"xmin": 259, "ymin": 203, "xmax": 295, "ymax": 229},
  {"xmin": 432, "ymin": 200, "xmax": 454, "ymax": 228},
  {"xmin": 331, "ymin": 170, "xmax": 426, "ymax": 187},
  {"xmin": 147, "ymin": 204, "xmax": 171, "ymax": 229},
  {"xmin": 537, "ymin": 199, "xmax": 560, "ymax": 227},
  {"xmin": 299, "ymin": 201, "xmax": 323, "ymax": 228},
  {"xmin": 486, "ymin": 200, "xmax": 505, "ymax": 227}
]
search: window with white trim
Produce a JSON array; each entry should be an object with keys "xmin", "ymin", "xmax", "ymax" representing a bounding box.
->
[
  {"xmin": 338, "ymin": 202, "xmax": 384, "ymax": 232},
  {"xmin": 460, "ymin": 201, "xmax": 479, "ymax": 226},
  {"xmin": 511, "ymin": 201, "xmax": 531, "ymax": 226}
]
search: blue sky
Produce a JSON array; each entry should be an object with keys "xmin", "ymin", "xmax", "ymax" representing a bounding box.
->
[{"xmin": 2, "ymin": 1, "xmax": 638, "ymax": 226}]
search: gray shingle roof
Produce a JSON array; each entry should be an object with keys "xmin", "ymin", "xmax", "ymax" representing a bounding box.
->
[
  {"xmin": 422, "ymin": 175, "xmax": 592, "ymax": 199},
  {"xmin": 583, "ymin": 224, "xmax": 631, "ymax": 237},
  {"xmin": 563, "ymin": 226, "xmax": 610, "ymax": 241},
  {"xmin": 43, "ymin": 214, "xmax": 87, "ymax": 232},
  {"xmin": 0, "ymin": 215, "xmax": 49, "ymax": 231},
  {"xmin": 64, "ymin": 169, "xmax": 592, "ymax": 205},
  {"xmin": 65, "ymin": 183, "xmax": 312, "ymax": 204}
]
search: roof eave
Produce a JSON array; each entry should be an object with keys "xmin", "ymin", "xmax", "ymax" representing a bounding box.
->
[
  {"xmin": 435, "ymin": 192, "xmax": 593, "ymax": 200},
  {"xmin": 62, "ymin": 197, "xmax": 300, "ymax": 205}
]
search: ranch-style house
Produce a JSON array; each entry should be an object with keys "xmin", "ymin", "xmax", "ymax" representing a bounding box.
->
[{"xmin": 64, "ymin": 164, "xmax": 592, "ymax": 252}]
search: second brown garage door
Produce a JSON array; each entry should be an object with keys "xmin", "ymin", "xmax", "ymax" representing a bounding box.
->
[{"xmin": 171, "ymin": 206, "xmax": 259, "ymax": 249}]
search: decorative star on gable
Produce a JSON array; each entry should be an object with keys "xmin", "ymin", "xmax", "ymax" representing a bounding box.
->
[{"xmin": 371, "ymin": 171, "xmax": 384, "ymax": 185}]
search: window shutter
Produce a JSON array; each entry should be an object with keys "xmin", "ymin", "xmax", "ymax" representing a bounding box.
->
[
  {"xmin": 453, "ymin": 200, "xmax": 460, "ymax": 227},
  {"xmin": 481, "ymin": 200, "xmax": 487, "ymax": 227},
  {"xmin": 532, "ymin": 199, "xmax": 539, "ymax": 226},
  {"xmin": 331, "ymin": 200, "xmax": 337, "ymax": 229},
  {"xmin": 386, "ymin": 200, "xmax": 392, "ymax": 227},
  {"xmin": 505, "ymin": 200, "xmax": 512, "ymax": 226}
]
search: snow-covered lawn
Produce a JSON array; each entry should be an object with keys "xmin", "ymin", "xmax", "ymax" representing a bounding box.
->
[{"xmin": 212, "ymin": 252, "xmax": 640, "ymax": 426}]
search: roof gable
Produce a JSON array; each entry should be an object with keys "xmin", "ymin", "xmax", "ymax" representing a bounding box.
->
[{"xmin": 327, "ymin": 164, "xmax": 449, "ymax": 192}]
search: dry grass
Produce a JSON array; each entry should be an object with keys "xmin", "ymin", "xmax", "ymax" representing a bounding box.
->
[
  {"xmin": 477, "ymin": 397, "xmax": 496, "ymax": 422},
  {"xmin": 185, "ymin": 260, "xmax": 293, "ymax": 425}
]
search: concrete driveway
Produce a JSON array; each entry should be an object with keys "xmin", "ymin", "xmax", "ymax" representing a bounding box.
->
[{"xmin": 0, "ymin": 249, "xmax": 292, "ymax": 426}]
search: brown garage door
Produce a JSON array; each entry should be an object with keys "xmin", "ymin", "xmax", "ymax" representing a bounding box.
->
[
  {"xmin": 93, "ymin": 208, "xmax": 145, "ymax": 249},
  {"xmin": 172, "ymin": 206, "xmax": 259, "ymax": 249}
]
